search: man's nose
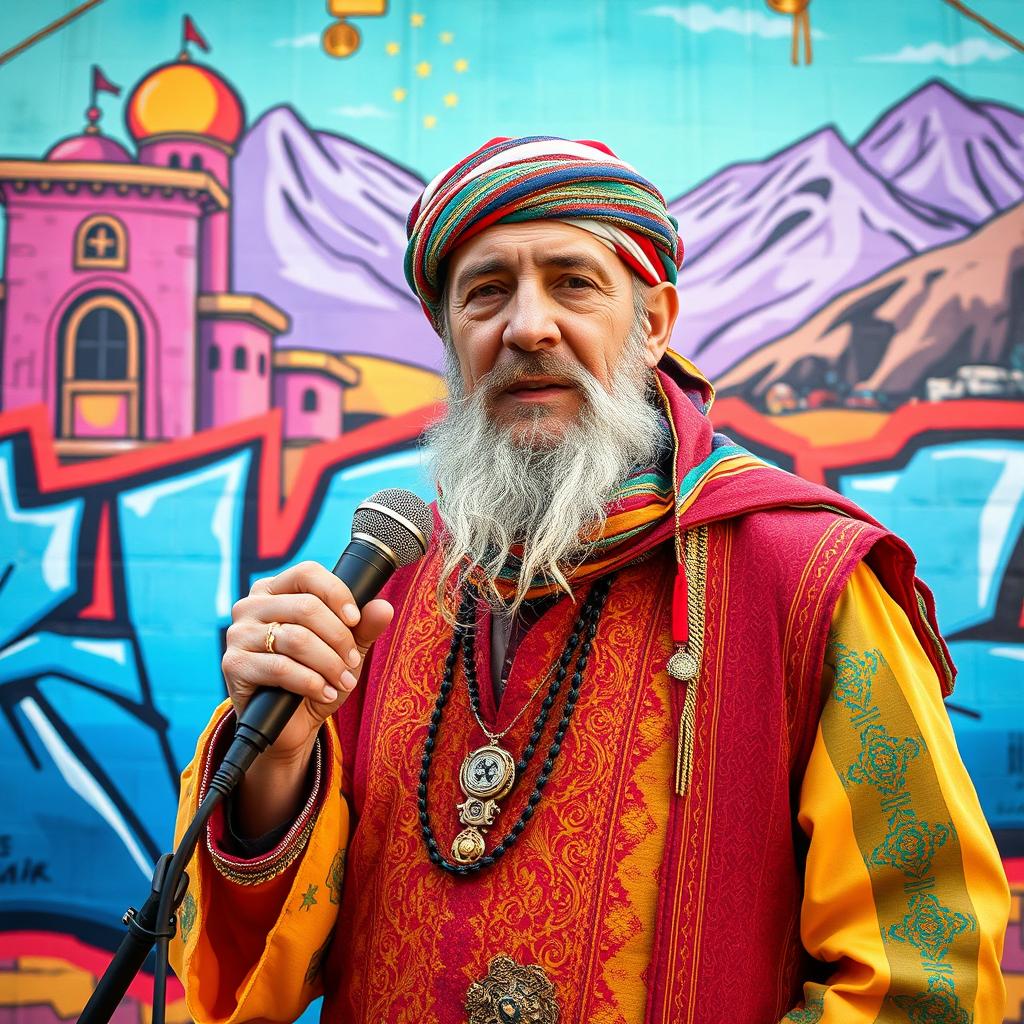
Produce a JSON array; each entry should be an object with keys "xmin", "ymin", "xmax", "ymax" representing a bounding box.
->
[{"xmin": 501, "ymin": 284, "xmax": 560, "ymax": 352}]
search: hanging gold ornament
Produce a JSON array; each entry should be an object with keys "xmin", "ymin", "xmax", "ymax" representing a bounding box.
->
[
  {"xmin": 321, "ymin": 0, "xmax": 388, "ymax": 59},
  {"xmin": 766, "ymin": 0, "xmax": 813, "ymax": 65}
]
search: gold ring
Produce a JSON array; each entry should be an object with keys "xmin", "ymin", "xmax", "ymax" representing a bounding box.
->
[{"xmin": 265, "ymin": 621, "xmax": 282, "ymax": 654}]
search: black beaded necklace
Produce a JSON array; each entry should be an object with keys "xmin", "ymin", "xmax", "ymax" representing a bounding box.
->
[{"xmin": 418, "ymin": 573, "xmax": 614, "ymax": 875}]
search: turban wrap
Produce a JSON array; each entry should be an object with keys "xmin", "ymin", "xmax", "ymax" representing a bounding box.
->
[{"xmin": 404, "ymin": 136, "xmax": 684, "ymax": 328}]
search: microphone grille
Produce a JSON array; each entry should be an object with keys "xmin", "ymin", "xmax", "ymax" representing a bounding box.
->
[{"xmin": 352, "ymin": 489, "xmax": 434, "ymax": 568}]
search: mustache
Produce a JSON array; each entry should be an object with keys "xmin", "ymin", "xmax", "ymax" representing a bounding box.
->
[{"xmin": 474, "ymin": 352, "xmax": 597, "ymax": 402}]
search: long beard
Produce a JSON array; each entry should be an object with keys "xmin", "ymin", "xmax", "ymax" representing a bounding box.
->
[{"xmin": 427, "ymin": 324, "xmax": 665, "ymax": 617}]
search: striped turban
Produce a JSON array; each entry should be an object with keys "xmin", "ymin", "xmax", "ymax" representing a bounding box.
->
[{"xmin": 404, "ymin": 136, "xmax": 684, "ymax": 327}]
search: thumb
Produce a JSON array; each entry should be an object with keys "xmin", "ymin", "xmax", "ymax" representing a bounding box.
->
[{"xmin": 352, "ymin": 598, "xmax": 394, "ymax": 654}]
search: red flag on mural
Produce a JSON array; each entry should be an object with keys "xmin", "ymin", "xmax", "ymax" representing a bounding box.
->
[
  {"xmin": 92, "ymin": 65, "xmax": 121, "ymax": 97},
  {"xmin": 182, "ymin": 15, "xmax": 210, "ymax": 53}
]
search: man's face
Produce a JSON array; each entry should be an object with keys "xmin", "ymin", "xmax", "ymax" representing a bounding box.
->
[{"xmin": 444, "ymin": 221, "xmax": 658, "ymax": 443}]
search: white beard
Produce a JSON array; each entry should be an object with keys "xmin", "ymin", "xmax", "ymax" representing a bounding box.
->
[{"xmin": 427, "ymin": 320, "xmax": 666, "ymax": 617}]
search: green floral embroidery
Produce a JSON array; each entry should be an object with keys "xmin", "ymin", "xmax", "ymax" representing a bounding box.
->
[
  {"xmin": 893, "ymin": 975, "xmax": 969, "ymax": 1024},
  {"xmin": 847, "ymin": 723, "xmax": 921, "ymax": 794},
  {"xmin": 784, "ymin": 990, "xmax": 825, "ymax": 1023},
  {"xmin": 179, "ymin": 890, "xmax": 197, "ymax": 945},
  {"xmin": 824, "ymin": 637, "xmax": 979, "ymax": 1018},
  {"xmin": 326, "ymin": 849, "xmax": 346, "ymax": 905},
  {"xmin": 870, "ymin": 818, "xmax": 951, "ymax": 879},
  {"xmin": 889, "ymin": 892, "xmax": 975, "ymax": 962},
  {"xmin": 830, "ymin": 642, "xmax": 877, "ymax": 716},
  {"xmin": 299, "ymin": 883, "xmax": 318, "ymax": 911}
]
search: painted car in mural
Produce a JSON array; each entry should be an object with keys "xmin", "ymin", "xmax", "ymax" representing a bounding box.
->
[{"xmin": 0, "ymin": 0, "xmax": 1022, "ymax": 1019}]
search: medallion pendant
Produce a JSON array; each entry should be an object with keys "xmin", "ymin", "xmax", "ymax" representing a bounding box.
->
[{"xmin": 452, "ymin": 744, "xmax": 516, "ymax": 864}]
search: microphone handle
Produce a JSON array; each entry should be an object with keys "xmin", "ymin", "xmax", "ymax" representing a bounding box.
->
[{"xmin": 214, "ymin": 538, "xmax": 396, "ymax": 791}]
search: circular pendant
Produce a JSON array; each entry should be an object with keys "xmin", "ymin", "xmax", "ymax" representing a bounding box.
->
[
  {"xmin": 460, "ymin": 745, "xmax": 516, "ymax": 801},
  {"xmin": 452, "ymin": 827, "xmax": 487, "ymax": 864},
  {"xmin": 667, "ymin": 648, "xmax": 700, "ymax": 681}
]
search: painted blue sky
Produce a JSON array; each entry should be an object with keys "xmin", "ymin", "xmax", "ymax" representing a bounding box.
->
[{"xmin": 1, "ymin": 0, "xmax": 1022, "ymax": 200}]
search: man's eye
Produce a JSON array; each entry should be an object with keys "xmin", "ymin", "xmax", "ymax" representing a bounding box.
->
[
  {"xmin": 564, "ymin": 276, "xmax": 593, "ymax": 289},
  {"xmin": 470, "ymin": 284, "xmax": 503, "ymax": 300}
]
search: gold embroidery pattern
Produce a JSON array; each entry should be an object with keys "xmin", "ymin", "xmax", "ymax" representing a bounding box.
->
[
  {"xmin": 463, "ymin": 558, "xmax": 674, "ymax": 1020},
  {"xmin": 466, "ymin": 955, "xmax": 559, "ymax": 1023},
  {"xmin": 659, "ymin": 521, "xmax": 732, "ymax": 1022},
  {"xmin": 345, "ymin": 550, "xmax": 457, "ymax": 1018},
  {"xmin": 782, "ymin": 517, "xmax": 866, "ymax": 744}
]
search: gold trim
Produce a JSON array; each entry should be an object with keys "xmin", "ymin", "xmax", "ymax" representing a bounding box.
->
[
  {"xmin": 673, "ymin": 525, "xmax": 708, "ymax": 798},
  {"xmin": 915, "ymin": 587, "xmax": 954, "ymax": 693},
  {"xmin": 273, "ymin": 347, "xmax": 360, "ymax": 386},
  {"xmin": 74, "ymin": 213, "xmax": 127, "ymax": 270},
  {"xmin": 0, "ymin": 159, "xmax": 229, "ymax": 209},
  {"xmin": 135, "ymin": 131, "xmax": 236, "ymax": 156},
  {"xmin": 210, "ymin": 816, "xmax": 315, "ymax": 886},
  {"xmin": 61, "ymin": 293, "xmax": 141, "ymax": 439},
  {"xmin": 197, "ymin": 292, "xmax": 290, "ymax": 334}
]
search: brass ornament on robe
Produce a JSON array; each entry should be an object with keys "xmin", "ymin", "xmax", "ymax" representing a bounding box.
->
[
  {"xmin": 452, "ymin": 828, "xmax": 487, "ymax": 864},
  {"xmin": 668, "ymin": 525, "xmax": 708, "ymax": 798},
  {"xmin": 666, "ymin": 648, "xmax": 699, "ymax": 681},
  {"xmin": 453, "ymin": 744, "xmax": 517, "ymax": 863},
  {"xmin": 465, "ymin": 955, "xmax": 559, "ymax": 1024}
]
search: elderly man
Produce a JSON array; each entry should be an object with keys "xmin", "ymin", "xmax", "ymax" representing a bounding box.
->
[{"xmin": 171, "ymin": 138, "xmax": 1008, "ymax": 1023}]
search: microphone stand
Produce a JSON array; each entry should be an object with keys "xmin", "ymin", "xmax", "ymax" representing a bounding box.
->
[
  {"xmin": 78, "ymin": 500, "xmax": 431, "ymax": 1024},
  {"xmin": 78, "ymin": 725, "xmax": 268, "ymax": 1024}
]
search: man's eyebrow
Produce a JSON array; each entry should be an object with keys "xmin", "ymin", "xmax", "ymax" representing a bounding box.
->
[
  {"xmin": 452, "ymin": 257, "xmax": 514, "ymax": 294},
  {"xmin": 453, "ymin": 250, "xmax": 611, "ymax": 294},
  {"xmin": 536, "ymin": 251, "xmax": 611, "ymax": 279}
]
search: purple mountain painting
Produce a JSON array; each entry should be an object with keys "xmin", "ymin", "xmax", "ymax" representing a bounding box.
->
[
  {"xmin": 232, "ymin": 106, "xmax": 442, "ymax": 369},
  {"xmin": 669, "ymin": 125, "xmax": 965, "ymax": 379},
  {"xmin": 856, "ymin": 80, "xmax": 1024, "ymax": 229},
  {"xmin": 231, "ymin": 81, "xmax": 1024, "ymax": 383}
]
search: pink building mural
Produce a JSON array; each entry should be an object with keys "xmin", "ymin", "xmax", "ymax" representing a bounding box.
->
[{"xmin": 0, "ymin": 42, "xmax": 356, "ymax": 459}]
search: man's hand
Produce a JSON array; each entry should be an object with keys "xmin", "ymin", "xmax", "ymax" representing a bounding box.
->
[{"xmin": 221, "ymin": 561, "xmax": 394, "ymax": 835}]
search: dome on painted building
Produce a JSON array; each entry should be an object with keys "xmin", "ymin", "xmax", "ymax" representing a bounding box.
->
[
  {"xmin": 47, "ymin": 128, "xmax": 132, "ymax": 163},
  {"xmin": 126, "ymin": 58, "xmax": 244, "ymax": 148}
]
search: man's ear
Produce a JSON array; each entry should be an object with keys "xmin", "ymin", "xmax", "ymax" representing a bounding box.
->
[{"xmin": 641, "ymin": 281, "xmax": 679, "ymax": 368}]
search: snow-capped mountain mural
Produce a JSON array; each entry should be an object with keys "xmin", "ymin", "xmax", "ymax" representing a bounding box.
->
[
  {"xmin": 232, "ymin": 80, "xmax": 1024, "ymax": 391},
  {"xmin": 856, "ymin": 80, "xmax": 1024, "ymax": 228},
  {"xmin": 233, "ymin": 106, "xmax": 441, "ymax": 368}
]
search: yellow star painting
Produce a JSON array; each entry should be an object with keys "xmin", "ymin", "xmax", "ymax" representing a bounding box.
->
[{"xmin": 387, "ymin": 11, "xmax": 474, "ymax": 133}]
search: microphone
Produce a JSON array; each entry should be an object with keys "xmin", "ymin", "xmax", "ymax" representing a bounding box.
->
[{"xmin": 210, "ymin": 488, "xmax": 434, "ymax": 795}]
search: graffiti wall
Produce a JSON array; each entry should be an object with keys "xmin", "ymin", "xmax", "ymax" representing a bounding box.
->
[{"xmin": 1, "ymin": 0, "xmax": 1022, "ymax": 1019}]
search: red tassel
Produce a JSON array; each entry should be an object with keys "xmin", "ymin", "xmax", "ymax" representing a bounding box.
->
[{"xmin": 672, "ymin": 563, "xmax": 689, "ymax": 645}]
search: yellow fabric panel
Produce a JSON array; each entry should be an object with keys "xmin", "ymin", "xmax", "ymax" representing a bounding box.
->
[
  {"xmin": 169, "ymin": 700, "xmax": 349, "ymax": 1024},
  {"xmin": 789, "ymin": 562, "xmax": 1009, "ymax": 1023},
  {"xmin": 795, "ymin": 718, "xmax": 891, "ymax": 1022},
  {"xmin": 837, "ymin": 561, "xmax": 1010, "ymax": 1022}
]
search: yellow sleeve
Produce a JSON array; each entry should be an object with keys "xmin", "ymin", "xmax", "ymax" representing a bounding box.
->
[
  {"xmin": 169, "ymin": 700, "xmax": 349, "ymax": 1024},
  {"xmin": 782, "ymin": 561, "xmax": 1010, "ymax": 1023}
]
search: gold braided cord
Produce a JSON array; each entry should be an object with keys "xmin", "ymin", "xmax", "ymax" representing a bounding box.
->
[{"xmin": 675, "ymin": 526, "xmax": 708, "ymax": 797}]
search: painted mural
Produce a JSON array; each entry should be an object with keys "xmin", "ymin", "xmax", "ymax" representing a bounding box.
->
[{"xmin": 1, "ymin": 0, "xmax": 1023, "ymax": 1020}]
